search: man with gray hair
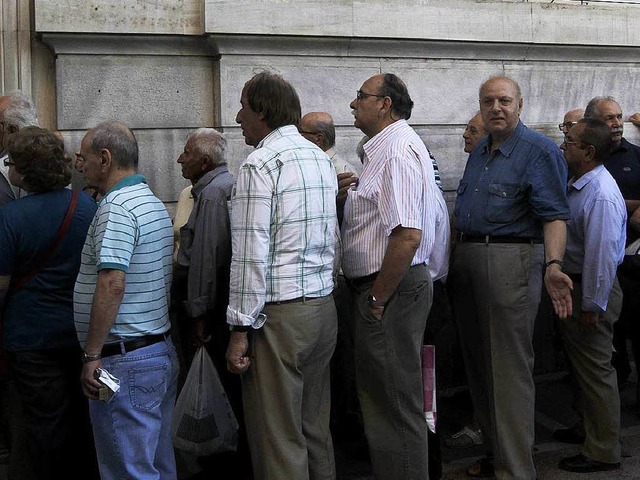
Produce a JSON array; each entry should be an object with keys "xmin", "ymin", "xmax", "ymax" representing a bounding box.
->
[
  {"xmin": 74, "ymin": 121, "xmax": 178, "ymax": 479},
  {"xmin": 299, "ymin": 111, "xmax": 362, "ymax": 174},
  {"xmin": 585, "ymin": 96, "xmax": 640, "ymax": 394},
  {"xmin": 0, "ymin": 91, "xmax": 38, "ymax": 204},
  {"xmin": 173, "ymin": 127, "xmax": 250, "ymax": 473}
]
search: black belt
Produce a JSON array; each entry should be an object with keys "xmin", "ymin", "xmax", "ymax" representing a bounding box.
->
[
  {"xmin": 457, "ymin": 233, "xmax": 541, "ymax": 244},
  {"xmin": 101, "ymin": 332, "xmax": 170, "ymax": 358},
  {"xmin": 347, "ymin": 271, "xmax": 379, "ymax": 289},
  {"xmin": 266, "ymin": 296, "xmax": 319, "ymax": 306}
]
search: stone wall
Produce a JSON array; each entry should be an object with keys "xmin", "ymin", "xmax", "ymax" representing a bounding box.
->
[{"xmin": 26, "ymin": 0, "xmax": 640, "ymax": 212}]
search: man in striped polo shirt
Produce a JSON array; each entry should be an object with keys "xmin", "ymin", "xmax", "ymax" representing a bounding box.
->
[
  {"xmin": 339, "ymin": 73, "xmax": 442, "ymax": 480},
  {"xmin": 226, "ymin": 72, "xmax": 339, "ymax": 480},
  {"xmin": 73, "ymin": 121, "xmax": 178, "ymax": 480}
]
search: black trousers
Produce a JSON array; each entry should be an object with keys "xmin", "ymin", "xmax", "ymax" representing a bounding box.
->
[{"xmin": 7, "ymin": 347, "xmax": 99, "ymax": 480}]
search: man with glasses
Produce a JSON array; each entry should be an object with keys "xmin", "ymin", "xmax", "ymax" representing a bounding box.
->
[
  {"xmin": 299, "ymin": 111, "xmax": 361, "ymax": 174},
  {"xmin": 585, "ymin": 96, "xmax": 640, "ymax": 396},
  {"xmin": 339, "ymin": 73, "xmax": 443, "ymax": 479},
  {"xmin": 559, "ymin": 108, "xmax": 585, "ymax": 137},
  {"xmin": 556, "ymin": 118, "xmax": 625, "ymax": 473},
  {"xmin": 0, "ymin": 91, "xmax": 37, "ymax": 205},
  {"xmin": 450, "ymin": 76, "xmax": 572, "ymax": 479}
]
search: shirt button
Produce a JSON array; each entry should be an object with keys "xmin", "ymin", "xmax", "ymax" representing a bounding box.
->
[
  {"xmin": 474, "ymin": 188, "xmax": 478, "ymax": 192},
  {"xmin": 484, "ymin": 167, "xmax": 488, "ymax": 170},
  {"xmin": 502, "ymin": 192, "xmax": 507, "ymax": 197}
]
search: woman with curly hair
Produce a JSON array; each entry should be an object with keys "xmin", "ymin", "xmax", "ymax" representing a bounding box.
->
[{"xmin": 0, "ymin": 126, "xmax": 99, "ymax": 479}]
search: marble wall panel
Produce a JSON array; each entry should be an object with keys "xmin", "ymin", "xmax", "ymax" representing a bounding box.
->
[
  {"xmin": 217, "ymin": 56, "xmax": 381, "ymax": 127},
  {"xmin": 55, "ymin": 54, "xmax": 215, "ymax": 130},
  {"xmin": 34, "ymin": 0, "xmax": 203, "ymax": 35}
]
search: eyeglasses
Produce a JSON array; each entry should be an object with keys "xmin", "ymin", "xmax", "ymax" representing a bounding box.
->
[
  {"xmin": 558, "ymin": 121, "xmax": 578, "ymax": 132},
  {"xmin": 3, "ymin": 158, "xmax": 14, "ymax": 167},
  {"xmin": 356, "ymin": 90, "xmax": 386, "ymax": 100}
]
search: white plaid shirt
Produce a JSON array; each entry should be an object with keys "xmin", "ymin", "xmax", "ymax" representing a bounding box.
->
[{"xmin": 226, "ymin": 125, "xmax": 338, "ymax": 327}]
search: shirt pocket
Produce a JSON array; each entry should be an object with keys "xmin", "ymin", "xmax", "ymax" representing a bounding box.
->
[{"xmin": 485, "ymin": 183, "xmax": 526, "ymax": 224}]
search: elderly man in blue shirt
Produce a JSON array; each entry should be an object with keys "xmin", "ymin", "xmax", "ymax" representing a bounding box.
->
[
  {"xmin": 556, "ymin": 118, "xmax": 626, "ymax": 473},
  {"xmin": 450, "ymin": 76, "xmax": 572, "ymax": 479}
]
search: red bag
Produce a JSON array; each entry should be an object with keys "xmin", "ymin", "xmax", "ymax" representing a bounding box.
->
[{"xmin": 422, "ymin": 345, "xmax": 436, "ymax": 433}]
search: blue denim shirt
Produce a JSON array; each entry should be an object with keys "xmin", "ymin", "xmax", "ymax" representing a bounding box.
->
[{"xmin": 454, "ymin": 121, "xmax": 570, "ymax": 239}]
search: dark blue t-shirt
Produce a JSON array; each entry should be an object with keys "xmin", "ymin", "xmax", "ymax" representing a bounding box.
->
[{"xmin": 0, "ymin": 189, "xmax": 97, "ymax": 351}]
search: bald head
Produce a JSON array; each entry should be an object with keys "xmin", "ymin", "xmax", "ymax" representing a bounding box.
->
[
  {"xmin": 87, "ymin": 121, "xmax": 138, "ymax": 169},
  {"xmin": 560, "ymin": 108, "xmax": 584, "ymax": 135},
  {"xmin": 299, "ymin": 111, "xmax": 336, "ymax": 151}
]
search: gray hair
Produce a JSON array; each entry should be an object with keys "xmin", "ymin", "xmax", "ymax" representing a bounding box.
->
[
  {"xmin": 187, "ymin": 128, "xmax": 227, "ymax": 165},
  {"xmin": 584, "ymin": 96, "xmax": 619, "ymax": 119},
  {"xmin": 312, "ymin": 119, "xmax": 336, "ymax": 150},
  {"xmin": 3, "ymin": 90, "xmax": 38, "ymax": 128},
  {"xmin": 89, "ymin": 121, "xmax": 138, "ymax": 168}
]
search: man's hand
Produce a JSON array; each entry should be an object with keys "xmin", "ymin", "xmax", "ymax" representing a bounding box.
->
[
  {"xmin": 81, "ymin": 360, "xmax": 103, "ymax": 400},
  {"xmin": 629, "ymin": 112, "xmax": 640, "ymax": 128},
  {"xmin": 578, "ymin": 311, "xmax": 597, "ymax": 328},
  {"xmin": 544, "ymin": 265, "xmax": 573, "ymax": 319},
  {"xmin": 337, "ymin": 172, "xmax": 357, "ymax": 207},
  {"xmin": 369, "ymin": 304, "xmax": 384, "ymax": 320},
  {"xmin": 226, "ymin": 331, "xmax": 250, "ymax": 374}
]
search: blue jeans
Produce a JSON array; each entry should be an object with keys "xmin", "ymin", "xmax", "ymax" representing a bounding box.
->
[{"xmin": 89, "ymin": 337, "xmax": 180, "ymax": 480}]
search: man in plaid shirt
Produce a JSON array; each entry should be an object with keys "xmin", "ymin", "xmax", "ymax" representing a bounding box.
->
[{"xmin": 225, "ymin": 71, "xmax": 339, "ymax": 480}]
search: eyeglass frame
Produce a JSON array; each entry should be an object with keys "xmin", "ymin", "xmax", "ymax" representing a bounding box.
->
[
  {"xmin": 356, "ymin": 90, "xmax": 387, "ymax": 101},
  {"xmin": 3, "ymin": 157, "xmax": 14, "ymax": 167},
  {"xmin": 558, "ymin": 121, "xmax": 578, "ymax": 132}
]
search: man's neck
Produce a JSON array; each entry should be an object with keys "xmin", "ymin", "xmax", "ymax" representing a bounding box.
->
[{"xmin": 101, "ymin": 168, "xmax": 137, "ymax": 195}]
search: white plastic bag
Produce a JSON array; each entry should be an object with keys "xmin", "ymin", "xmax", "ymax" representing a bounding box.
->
[{"xmin": 172, "ymin": 346, "xmax": 239, "ymax": 455}]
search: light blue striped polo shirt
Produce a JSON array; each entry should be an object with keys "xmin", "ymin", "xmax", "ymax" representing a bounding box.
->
[{"xmin": 74, "ymin": 174, "xmax": 174, "ymax": 345}]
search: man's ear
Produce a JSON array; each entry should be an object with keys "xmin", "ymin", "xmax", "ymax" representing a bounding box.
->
[
  {"xmin": 584, "ymin": 144, "xmax": 597, "ymax": 163},
  {"xmin": 7, "ymin": 125, "xmax": 18, "ymax": 135},
  {"xmin": 201, "ymin": 154, "xmax": 213, "ymax": 169},
  {"xmin": 100, "ymin": 148, "xmax": 112, "ymax": 170}
]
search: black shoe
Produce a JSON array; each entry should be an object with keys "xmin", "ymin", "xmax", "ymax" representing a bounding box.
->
[
  {"xmin": 558, "ymin": 454, "xmax": 620, "ymax": 473},
  {"xmin": 552, "ymin": 427, "xmax": 585, "ymax": 444}
]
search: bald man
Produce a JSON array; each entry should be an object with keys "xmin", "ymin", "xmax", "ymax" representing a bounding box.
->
[
  {"xmin": 300, "ymin": 111, "xmax": 362, "ymax": 174},
  {"xmin": 559, "ymin": 108, "xmax": 585, "ymax": 136}
]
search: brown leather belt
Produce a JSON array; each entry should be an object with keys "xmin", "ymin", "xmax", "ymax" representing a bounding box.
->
[
  {"xmin": 266, "ymin": 296, "xmax": 319, "ymax": 306},
  {"xmin": 101, "ymin": 331, "xmax": 171, "ymax": 358}
]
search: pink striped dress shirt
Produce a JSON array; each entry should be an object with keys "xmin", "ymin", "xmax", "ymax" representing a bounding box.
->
[{"xmin": 341, "ymin": 120, "xmax": 440, "ymax": 279}]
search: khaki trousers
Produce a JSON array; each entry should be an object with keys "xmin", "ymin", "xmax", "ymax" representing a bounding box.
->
[
  {"xmin": 241, "ymin": 295, "xmax": 338, "ymax": 480},
  {"xmin": 450, "ymin": 242, "xmax": 543, "ymax": 480},
  {"xmin": 559, "ymin": 278, "xmax": 622, "ymax": 463}
]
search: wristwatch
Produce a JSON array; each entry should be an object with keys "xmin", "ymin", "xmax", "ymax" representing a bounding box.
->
[
  {"xmin": 367, "ymin": 293, "xmax": 387, "ymax": 308},
  {"xmin": 82, "ymin": 352, "xmax": 102, "ymax": 364}
]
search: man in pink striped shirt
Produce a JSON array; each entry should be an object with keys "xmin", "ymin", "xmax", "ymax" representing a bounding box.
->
[{"xmin": 339, "ymin": 73, "xmax": 444, "ymax": 480}]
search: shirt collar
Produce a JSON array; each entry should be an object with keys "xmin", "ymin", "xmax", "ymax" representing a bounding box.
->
[
  {"xmin": 191, "ymin": 164, "xmax": 229, "ymax": 199},
  {"xmin": 483, "ymin": 120, "xmax": 525, "ymax": 157},
  {"xmin": 363, "ymin": 119, "xmax": 408, "ymax": 165},
  {"xmin": 104, "ymin": 173, "xmax": 146, "ymax": 197},
  {"xmin": 256, "ymin": 125, "xmax": 300, "ymax": 149},
  {"xmin": 568, "ymin": 164, "xmax": 605, "ymax": 192},
  {"xmin": 325, "ymin": 146, "xmax": 337, "ymax": 161},
  {"xmin": 612, "ymin": 137, "xmax": 631, "ymax": 154}
]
